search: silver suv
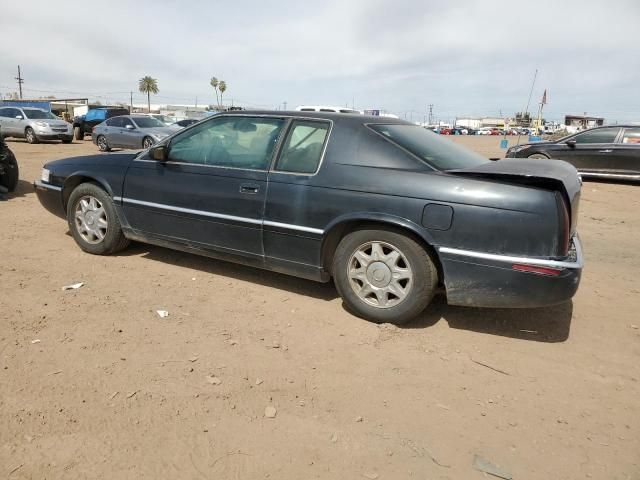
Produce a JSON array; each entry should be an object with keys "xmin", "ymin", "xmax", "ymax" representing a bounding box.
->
[{"xmin": 0, "ymin": 106, "xmax": 73, "ymax": 144}]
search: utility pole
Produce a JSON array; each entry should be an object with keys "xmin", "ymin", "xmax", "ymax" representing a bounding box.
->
[
  {"xmin": 15, "ymin": 65, "xmax": 24, "ymax": 99},
  {"xmin": 428, "ymin": 104, "xmax": 434, "ymax": 125},
  {"xmin": 283, "ymin": 101, "xmax": 287, "ymax": 111},
  {"xmin": 130, "ymin": 91, "xmax": 133, "ymax": 113}
]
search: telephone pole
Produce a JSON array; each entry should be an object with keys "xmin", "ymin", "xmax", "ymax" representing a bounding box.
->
[
  {"xmin": 15, "ymin": 65, "xmax": 24, "ymax": 99},
  {"xmin": 130, "ymin": 91, "xmax": 133, "ymax": 113},
  {"xmin": 283, "ymin": 101, "xmax": 287, "ymax": 111},
  {"xmin": 428, "ymin": 104, "xmax": 434, "ymax": 125}
]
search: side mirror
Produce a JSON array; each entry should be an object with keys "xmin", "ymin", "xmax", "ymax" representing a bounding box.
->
[
  {"xmin": 15, "ymin": 115, "xmax": 23, "ymax": 120},
  {"xmin": 566, "ymin": 139, "xmax": 577, "ymax": 148},
  {"xmin": 125, "ymin": 124, "xmax": 135, "ymax": 130},
  {"xmin": 151, "ymin": 145, "xmax": 168, "ymax": 161}
]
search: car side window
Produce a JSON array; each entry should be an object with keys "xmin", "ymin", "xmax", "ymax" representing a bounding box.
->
[
  {"xmin": 274, "ymin": 120, "xmax": 330, "ymax": 174},
  {"xmin": 0, "ymin": 108, "xmax": 8, "ymax": 118},
  {"xmin": 621, "ymin": 128, "xmax": 640, "ymax": 145},
  {"xmin": 572, "ymin": 128, "xmax": 620, "ymax": 144},
  {"xmin": 111, "ymin": 117, "xmax": 124, "ymax": 128},
  {"xmin": 168, "ymin": 116, "xmax": 284, "ymax": 169},
  {"xmin": 122, "ymin": 118, "xmax": 135, "ymax": 129}
]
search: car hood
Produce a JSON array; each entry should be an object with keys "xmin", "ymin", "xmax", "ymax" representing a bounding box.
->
[
  {"xmin": 141, "ymin": 127, "xmax": 174, "ymax": 136},
  {"xmin": 449, "ymin": 158, "xmax": 581, "ymax": 234},
  {"xmin": 45, "ymin": 151, "xmax": 139, "ymax": 169},
  {"xmin": 40, "ymin": 120, "xmax": 70, "ymax": 128}
]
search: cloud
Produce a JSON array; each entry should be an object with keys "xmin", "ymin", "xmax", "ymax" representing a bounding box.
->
[{"xmin": 0, "ymin": 0, "xmax": 638, "ymax": 121}]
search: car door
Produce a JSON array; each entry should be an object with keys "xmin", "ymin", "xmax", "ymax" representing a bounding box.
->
[
  {"xmin": 101, "ymin": 117, "xmax": 119, "ymax": 146},
  {"xmin": 121, "ymin": 114, "xmax": 286, "ymax": 258},
  {"xmin": 561, "ymin": 127, "xmax": 621, "ymax": 171},
  {"xmin": 120, "ymin": 117, "xmax": 141, "ymax": 148},
  {"xmin": 611, "ymin": 127, "xmax": 640, "ymax": 174}
]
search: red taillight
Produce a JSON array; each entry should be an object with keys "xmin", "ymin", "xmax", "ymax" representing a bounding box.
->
[{"xmin": 512, "ymin": 264, "xmax": 563, "ymax": 276}]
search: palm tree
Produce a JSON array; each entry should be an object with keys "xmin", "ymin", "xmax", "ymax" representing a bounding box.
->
[
  {"xmin": 138, "ymin": 76, "xmax": 159, "ymax": 113},
  {"xmin": 218, "ymin": 81, "xmax": 227, "ymax": 108},
  {"xmin": 210, "ymin": 77, "xmax": 220, "ymax": 107}
]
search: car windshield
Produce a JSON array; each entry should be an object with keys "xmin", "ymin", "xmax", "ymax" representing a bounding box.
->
[
  {"xmin": 154, "ymin": 115, "xmax": 175, "ymax": 124},
  {"xmin": 131, "ymin": 117, "xmax": 165, "ymax": 128},
  {"xmin": 23, "ymin": 109, "xmax": 57, "ymax": 120},
  {"xmin": 370, "ymin": 124, "xmax": 489, "ymax": 170}
]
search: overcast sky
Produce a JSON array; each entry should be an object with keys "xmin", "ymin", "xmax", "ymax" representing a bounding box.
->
[{"xmin": 1, "ymin": 0, "xmax": 638, "ymax": 122}]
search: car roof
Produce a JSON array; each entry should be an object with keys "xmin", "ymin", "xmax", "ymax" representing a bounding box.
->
[{"xmin": 221, "ymin": 109, "xmax": 411, "ymax": 126}]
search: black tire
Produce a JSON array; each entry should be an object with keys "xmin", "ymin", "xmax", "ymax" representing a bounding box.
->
[
  {"xmin": 66, "ymin": 183, "xmax": 130, "ymax": 255},
  {"xmin": 0, "ymin": 149, "xmax": 19, "ymax": 192},
  {"xmin": 142, "ymin": 136, "xmax": 154, "ymax": 149},
  {"xmin": 96, "ymin": 135, "xmax": 111, "ymax": 152},
  {"xmin": 25, "ymin": 127, "xmax": 38, "ymax": 144},
  {"xmin": 332, "ymin": 228, "xmax": 438, "ymax": 324},
  {"xmin": 528, "ymin": 152, "xmax": 549, "ymax": 159},
  {"xmin": 74, "ymin": 126, "xmax": 84, "ymax": 140}
]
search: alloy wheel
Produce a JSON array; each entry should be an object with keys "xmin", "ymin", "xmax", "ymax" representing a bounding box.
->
[
  {"xmin": 347, "ymin": 241, "xmax": 413, "ymax": 308},
  {"xmin": 74, "ymin": 195, "xmax": 108, "ymax": 244}
]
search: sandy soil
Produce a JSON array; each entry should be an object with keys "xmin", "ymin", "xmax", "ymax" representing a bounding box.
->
[{"xmin": 1, "ymin": 137, "xmax": 639, "ymax": 479}]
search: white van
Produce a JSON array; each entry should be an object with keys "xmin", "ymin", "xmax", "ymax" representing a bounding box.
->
[{"xmin": 295, "ymin": 105, "xmax": 362, "ymax": 114}]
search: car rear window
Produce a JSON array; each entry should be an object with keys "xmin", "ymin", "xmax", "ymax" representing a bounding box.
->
[
  {"xmin": 369, "ymin": 124, "xmax": 489, "ymax": 170},
  {"xmin": 621, "ymin": 128, "xmax": 640, "ymax": 144}
]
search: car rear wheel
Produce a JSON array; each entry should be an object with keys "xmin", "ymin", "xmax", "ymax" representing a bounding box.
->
[
  {"xmin": 142, "ymin": 136, "xmax": 154, "ymax": 149},
  {"xmin": 97, "ymin": 135, "xmax": 111, "ymax": 152},
  {"xmin": 528, "ymin": 153, "xmax": 549, "ymax": 159},
  {"xmin": 74, "ymin": 127, "xmax": 84, "ymax": 140},
  {"xmin": 25, "ymin": 127, "xmax": 38, "ymax": 144},
  {"xmin": 67, "ymin": 183, "xmax": 130, "ymax": 255},
  {"xmin": 332, "ymin": 228, "xmax": 438, "ymax": 324}
]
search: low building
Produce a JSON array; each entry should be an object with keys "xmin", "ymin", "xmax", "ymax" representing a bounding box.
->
[{"xmin": 564, "ymin": 114, "xmax": 604, "ymax": 129}]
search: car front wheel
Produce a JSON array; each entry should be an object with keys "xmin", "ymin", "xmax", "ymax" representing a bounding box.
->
[
  {"xmin": 67, "ymin": 183, "xmax": 129, "ymax": 255},
  {"xmin": 25, "ymin": 127, "xmax": 38, "ymax": 144},
  {"xmin": 332, "ymin": 228, "xmax": 438, "ymax": 324}
]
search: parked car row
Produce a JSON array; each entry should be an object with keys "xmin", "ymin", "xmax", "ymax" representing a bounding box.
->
[{"xmin": 433, "ymin": 126, "xmax": 539, "ymax": 136}]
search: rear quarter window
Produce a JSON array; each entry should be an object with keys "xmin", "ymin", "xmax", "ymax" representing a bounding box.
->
[{"xmin": 369, "ymin": 124, "xmax": 488, "ymax": 170}]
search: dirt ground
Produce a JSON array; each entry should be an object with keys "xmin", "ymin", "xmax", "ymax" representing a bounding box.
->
[{"xmin": 1, "ymin": 136, "xmax": 639, "ymax": 480}]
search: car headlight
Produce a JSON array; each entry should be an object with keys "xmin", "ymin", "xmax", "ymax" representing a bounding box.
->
[
  {"xmin": 41, "ymin": 168, "xmax": 50, "ymax": 182},
  {"xmin": 35, "ymin": 121, "xmax": 48, "ymax": 128},
  {"xmin": 507, "ymin": 145, "xmax": 530, "ymax": 154}
]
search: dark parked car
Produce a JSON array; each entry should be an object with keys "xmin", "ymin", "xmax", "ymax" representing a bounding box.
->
[
  {"xmin": 0, "ymin": 128, "xmax": 19, "ymax": 194},
  {"xmin": 34, "ymin": 111, "xmax": 583, "ymax": 324},
  {"xmin": 73, "ymin": 107, "xmax": 130, "ymax": 140},
  {"xmin": 506, "ymin": 125, "xmax": 640, "ymax": 181}
]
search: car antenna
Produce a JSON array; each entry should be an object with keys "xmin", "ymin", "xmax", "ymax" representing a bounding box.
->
[{"xmin": 516, "ymin": 68, "xmax": 538, "ymax": 147}]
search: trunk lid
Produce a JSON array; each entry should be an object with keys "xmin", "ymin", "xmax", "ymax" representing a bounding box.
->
[{"xmin": 448, "ymin": 158, "xmax": 581, "ymax": 236}]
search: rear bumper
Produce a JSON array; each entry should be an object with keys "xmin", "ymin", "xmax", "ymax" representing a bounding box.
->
[
  {"xmin": 439, "ymin": 236, "xmax": 583, "ymax": 308},
  {"xmin": 34, "ymin": 180, "xmax": 66, "ymax": 219}
]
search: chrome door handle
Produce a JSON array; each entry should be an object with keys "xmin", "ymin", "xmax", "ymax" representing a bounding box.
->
[
  {"xmin": 240, "ymin": 183, "xmax": 259, "ymax": 194},
  {"xmin": 598, "ymin": 149, "xmax": 612, "ymax": 153}
]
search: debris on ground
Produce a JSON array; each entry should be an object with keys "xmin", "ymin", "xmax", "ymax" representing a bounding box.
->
[
  {"xmin": 362, "ymin": 473, "xmax": 379, "ymax": 479},
  {"xmin": 62, "ymin": 282, "xmax": 84, "ymax": 291},
  {"xmin": 126, "ymin": 390, "xmax": 138, "ymax": 399},
  {"xmin": 206, "ymin": 375, "xmax": 222, "ymax": 385},
  {"xmin": 31, "ymin": 339, "xmax": 41, "ymax": 344},
  {"xmin": 255, "ymin": 378, "xmax": 263, "ymax": 385},
  {"xmin": 156, "ymin": 310, "xmax": 169, "ymax": 318},
  {"xmin": 473, "ymin": 455, "xmax": 512, "ymax": 479},
  {"xmin": 264, "ymin": 406, "xmax": 277, "ymax": 418},
  {"xmin": 470, "ymin": 357, "xmax": 511, "ymax": 376}
]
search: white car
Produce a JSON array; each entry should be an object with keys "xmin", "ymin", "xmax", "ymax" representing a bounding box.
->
[{"xmin": 0, "ymin": 106, "xmax": 73, "ymax": 143}]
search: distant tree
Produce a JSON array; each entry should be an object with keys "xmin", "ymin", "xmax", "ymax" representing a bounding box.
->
[
  {"xmin": 138, "ymin": 76, "xmax": 159, "ymax": 113},
  {"xmin": 218, "ymin": 81, "xmax": 227, "ymax": 107},
  {"xmin": 210, "ymin": 77, "xmax": 220, "ymax": 107}
]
